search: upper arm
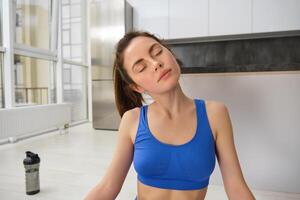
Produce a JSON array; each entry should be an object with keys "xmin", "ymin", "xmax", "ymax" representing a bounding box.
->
[
  {"xmin": 100, "ymin": 108, "xmax": 139, "ymax": 196},
  {"xmin": 213, "ymin": 101, "xmax": 248, "ymax": 194}
]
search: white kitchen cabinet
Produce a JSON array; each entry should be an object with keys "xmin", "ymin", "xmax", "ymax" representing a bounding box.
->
[
  {"xmin": 209, "ymin": 0, "xmax": 252, "ymax": 36},
  {"xmin": 130, "ymin": 0, "xmax": 169, "ymax": 39},
  {"xmin": 169, "ymin": 0, "xmax": 208, "ymax": 39},
  {"xmin": 128, "ymin": 0, "xmax": 300, "ymax": 40},
  {"xmin": 253, "ymin": 0, "xmax": 300, "ymax": 33}
]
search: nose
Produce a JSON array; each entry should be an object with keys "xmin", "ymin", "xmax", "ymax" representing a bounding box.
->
[{"xmin": 150, "ymin": 59, "xmax": 163, "ymax": 71}]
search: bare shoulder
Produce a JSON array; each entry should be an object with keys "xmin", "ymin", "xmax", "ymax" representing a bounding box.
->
[
  {"xmin": 121, "ymin": 107, "xmax": 141, "ymax": 145},
  {"xmin": 205, "ymin": 100, "xmax": 228, "ymax": 113},
  {"xmin": 204, "ymin": 100, "xmax": 229, "ymax": 141}
]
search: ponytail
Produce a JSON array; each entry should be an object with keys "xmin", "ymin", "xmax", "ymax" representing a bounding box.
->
[{"xmin": 113, "ymin": 59, "xmax": 144, "ymax": 117}]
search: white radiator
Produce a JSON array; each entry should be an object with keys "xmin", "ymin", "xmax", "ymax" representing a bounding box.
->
[{"xmin": 0, "ymin": 103, "xmax": 72, "ymax": 144}]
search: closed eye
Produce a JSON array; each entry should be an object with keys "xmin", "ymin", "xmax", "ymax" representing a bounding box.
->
[
  {"xmin": 155, "ymin": 49, "xmax": 162, "ymax": 56},
  {"xmin": 137, "ymin": 65, "xmax": 146, "ymax": 72},
  {"xmin": 156, "ymin": 50, "xmax": 162, "ymax": 56},
  {"xmin": 139, "ymin": 67, "xmax": 145, "ymax": 72}
]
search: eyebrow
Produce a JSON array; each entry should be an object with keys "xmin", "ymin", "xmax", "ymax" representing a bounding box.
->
[{"xmin": 131, "ymin": 43, "xmax": 160, "ymax": 71}]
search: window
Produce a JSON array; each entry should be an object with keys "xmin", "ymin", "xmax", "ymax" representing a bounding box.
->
[
  {"xmin": 13, "ymin": 0, "xmax": 57, "ymax": 106},
  {"xmin": 0, "ymin": 53, "xmax": 3, "ymax": 108},
  {"xmin": 62, "ymin": 0, "xmax": 85, "ymax": 62},
  {"xmin": 63, "ymin": 64, "xmax": 87, "ymax": 122},
  {"xmin": 61, "ymin": 0, "xmax": 88, "ymax": 121},
  {"xmin": 15, "ymin": 0, "xmax": 52, "ymax": 50},
  {"xmin": 14, "ymin": 55, "xmax": 56, "ymax": 106},
  {"xmin": 0, "ymin": 0, "xmax": 2, "ymax": 46},
  {"xmin": 1, "ymin": 0, "xmax": 89, "ymax": 123},
  {"xmin": 0, "ymin": 0, "xmax": 3, "ymax": 108}
]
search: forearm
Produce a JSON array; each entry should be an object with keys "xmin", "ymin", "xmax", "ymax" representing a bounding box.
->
[
  {"xmin": 227, "ymin": 184, "xmax": 256, "ymax": 200},
  {"xmin": 84, "ymin": 181, "xmax": 117, "ymax": 200}
]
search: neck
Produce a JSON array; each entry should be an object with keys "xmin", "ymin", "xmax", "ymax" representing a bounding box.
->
[{"xmin": 149, "ymin": 83, "xmax": 194, "ymax": 119}]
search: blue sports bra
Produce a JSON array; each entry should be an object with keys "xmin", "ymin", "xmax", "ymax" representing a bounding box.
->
[{"xmin": 133, "ymin": 98, "xmax": 216, "ymax": 190}]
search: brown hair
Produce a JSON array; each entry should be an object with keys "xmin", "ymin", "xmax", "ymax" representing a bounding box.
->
[{"xmin": 113, "ymin": 31, "xmax": 182, "ymax": 117}]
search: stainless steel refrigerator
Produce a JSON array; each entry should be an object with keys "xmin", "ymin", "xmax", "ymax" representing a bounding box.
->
[{"xmin": 90, "ymin": 0, "xmax": 133, "ymax": 130}]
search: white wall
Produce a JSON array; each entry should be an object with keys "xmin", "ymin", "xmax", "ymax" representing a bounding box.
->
[{"xmin": 179, "ymin": 71, "xmax": 300, "ymax": 193}]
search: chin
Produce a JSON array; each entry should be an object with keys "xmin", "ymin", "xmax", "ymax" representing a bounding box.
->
[{"xmin": 158, "ymin": 76, "xmax": 180, "ymax": 93}]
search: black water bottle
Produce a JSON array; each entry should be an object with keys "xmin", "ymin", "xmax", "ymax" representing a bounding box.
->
[{"xmin": 23, "ymin": 151, "xmax": 40, "ymax": 195}]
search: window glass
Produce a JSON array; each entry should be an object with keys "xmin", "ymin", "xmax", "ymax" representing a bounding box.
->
[
  {"xmin": 15, "ymin": 0, "xmax": 52, "ymax": 49},
  {"xmin": 62, "ymin": 0, "xmax": 84, "ymax": 62},
  {"xmin": 0, "ymin": 0, "xmax": 3, "ymax": 46},
  {"xmin": 0, "ymin": 53, "xmax": 3, "ymax": 108},
  {"xmin": 63, "ymin": 64, "xmax": 87, "ymax": 121},
  {"xmin": 14, "ymin": 55, "xmax": 56, "ymax": 106}
]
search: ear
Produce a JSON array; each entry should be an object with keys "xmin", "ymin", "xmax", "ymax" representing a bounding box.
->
[{"xmin": 128, "ymin": 83, "xmax": 145, "ymax": 94}]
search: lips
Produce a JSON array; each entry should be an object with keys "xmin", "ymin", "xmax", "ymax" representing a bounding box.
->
[{"xmin": 158, "ymin": 69, "xmax": 171, "ymax": 82}]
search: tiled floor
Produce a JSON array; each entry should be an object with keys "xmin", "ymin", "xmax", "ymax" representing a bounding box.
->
[{"xmin": 0, "ymin": 122, "xmax": 299, "ymax": 200}]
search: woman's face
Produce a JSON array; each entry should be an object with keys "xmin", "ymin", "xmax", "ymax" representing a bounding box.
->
[{"xmin": 123, "ymin": 36, "xmax": 181, "ymax": 95}]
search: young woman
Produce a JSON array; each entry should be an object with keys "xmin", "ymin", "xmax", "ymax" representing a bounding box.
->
[{"xmin": 84, "ymin": 31, "xmax": 256, "ymax": 200}]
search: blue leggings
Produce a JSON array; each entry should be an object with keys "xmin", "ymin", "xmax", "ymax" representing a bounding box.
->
[{"xmin": 134, "ymin": 196, "xmax": 137, "ymax": 200}]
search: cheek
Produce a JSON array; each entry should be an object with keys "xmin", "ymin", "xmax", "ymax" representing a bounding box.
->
[
  {"xmin": 135, "ymin": 76, "xmax": 154, "ymax": 88},
  {"xmin": 165, "ymin": 53, "xmax": 181, "ymax": 71},
  {"xmin": 168, "ymin": 59, "xmax": 181, "ymax": 76}
]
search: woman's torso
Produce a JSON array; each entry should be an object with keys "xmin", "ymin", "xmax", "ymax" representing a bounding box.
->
[
  {"xmin": 137, "ymin": 182, "xmax": 208, "ymax": 200},
  {"xmin": 129, "ymin": 99, "xmax": 218, "ymax": 200}
]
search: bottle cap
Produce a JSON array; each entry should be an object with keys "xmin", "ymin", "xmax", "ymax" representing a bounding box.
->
[{"xmin": 23, "ymin": 151, "xmax": 40, "ymax": 165}]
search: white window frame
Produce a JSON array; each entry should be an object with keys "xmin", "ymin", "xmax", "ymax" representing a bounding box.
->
[
  {"xmin": 2, "ymin": 0, "xmax": 15, "ymax": 108},
  {"xmin": 0, "ymin": 48, "xmax": 4, "ymax": 108},
  {"xmin": 59, "ymin": 0, "xmax": 90, "ymax": 121},
  {"xmin": 2, "ymin": 0, "xmax": 59, "ymax": 107},
  {"xmin": 1, "ymin": 0, "xmax": 91, "ymax": 121}
]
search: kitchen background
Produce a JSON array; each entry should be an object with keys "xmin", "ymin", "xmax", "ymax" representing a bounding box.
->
[
  {"xmin": 0, "ymin": 0, "xmax": 299, "ymax": 198},
  {"xmin": 126, "ymin": 0, "xmax": 300, "ymax": 193}
]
